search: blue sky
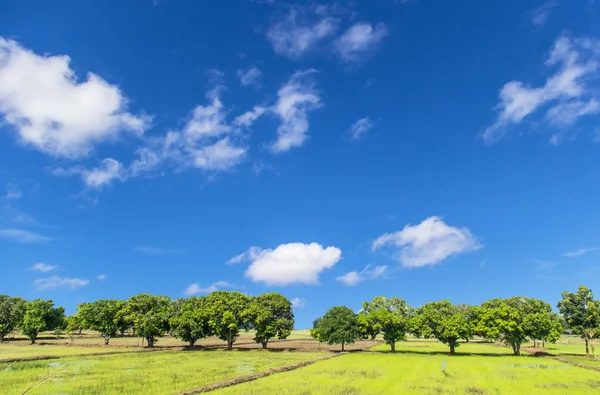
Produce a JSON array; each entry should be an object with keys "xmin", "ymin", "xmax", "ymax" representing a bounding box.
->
[{"xmin": 1, "ymin": 0, "xmax": 600, "ymax": 328}]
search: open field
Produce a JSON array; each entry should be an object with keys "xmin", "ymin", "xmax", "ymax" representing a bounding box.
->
[
  {"xmin": 0, "ymin": 350, "xmax": 324, "ymax": 395},
  {"xmin": 0, "ymin": 344, "xmax": 135, "ymax": 361},
  {"xmin": 370, "ymin": 339, "xmax": 514, "ymax": 355},
  {"xmin": 215, "ymin": 352, "xmax": 600, "ymax": 394}
]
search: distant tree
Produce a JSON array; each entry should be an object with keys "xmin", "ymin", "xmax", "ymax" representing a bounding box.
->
[
  {"xmin": 21, "ymin": 299, "xmax": 65, "ymax": 344},
  {"xmin": 78, "ymin": 300, "xmax": 126, "ymax": 345},
  {"xmin": 477, "ymin": 297, "xmax": 556, "ymax": 356},
  {"xmin": 310, "ymin": 317, "xmax": 324, "ymax": 346},
  {"xmin": 557, "ymin": 286, "xmax": 600, "ymax": 356},
  {"xmin": 525, "ymin": 312, "xmax": 562, "ymax": 348},
  {"xmin": 358, "ymin": 296, "xmax": 412, "ymax": 352},
  {"xmin": 65, "ymin": 313, "xmax": 85, "ymax": 337},
  {"xmin": 204, "ymin": 291, "xmax": 252, "ymax": 350},
  {"xmin": 318, "ymin": 306, "xmax": 360, "ymax": 351},
  {"xmin": 248, "ymin": 293, "xmax": 294, "ymax": 349},
  {"xmin": 0, "ymin": 295, "xmax": 26, "ymax": 342},
  {"xmin": 457, "ymin": 304, "xmax": 482, "ymax": 342},
  {"xmin": 169, "ymin": 297, "xmax": 211, "ymax": 347},
  {"xmin": 411, "ymin": 301, "xmax": 470, "ymax": 355},
  {"xmin": 123, "ymin": 294, "xmax": 171, "ymax": 347}
]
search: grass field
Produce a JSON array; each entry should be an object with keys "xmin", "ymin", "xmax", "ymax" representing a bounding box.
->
[
  {"xmin": 215, "ymin": 352, "xmax": 600, "ymax": 394},
  {"xmin": 369, "ymin": 339, "xmax": 514, "ymax": 355},
  {"xmin": 0, "ymin": 350, "xmax": 323, "ymax": 395},
  {"xmin": 0, "ymin": 344, "xmax": 135, "ymax": 360}
]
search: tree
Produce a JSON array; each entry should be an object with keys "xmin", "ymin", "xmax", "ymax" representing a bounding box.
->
[
  {"xmin": 169, "ymin": 297, "xmax": 211, "ymax": 347},
  {"xmin": 318, "ymin": 306, "xmax": 360, "ymax": 351},
  {"xmin": 21, "ymin": 299, "xmax": 65, "ymax": 344},
  {"xmin": 524, "ymin": 311, "xmax": 562, "ymax": 348},
  {"xmin": 204, "ymin": 291, "xmax": 252, "ymax": 350},
  {"xmin": 78, "ymin": 300, "xmax": 125, "ymax": 345},
  {"xmin": 310, "ymin": 317, "xmax": 324, "ymax": 346},
  {"xmin": 0, "ymin": 295, "xmax": 26, "ymax": 343},
  {"xmin": 123, "ymin": 294, "xmax": 171, "ymax": 347},
  {"xmin": 557, "ymin": 286, "xmax": 600, "ymax": 356},
  {"xmin": 358, "ymin": 296, "xmax": 412, "ymax": 352},
  {"xmin": 248, "ymin": 293, "xmax": 294, "ymax": 349},
  {"xmin": 65, "ymin": 313, "xmax": 85, "ymax": 337},
  {"xmin": 477, "ymin": 297, "xmax": 555, "ymax": 356},
  {"xmin": 411, "ymin": 300, "xmax": 470, "ymax": 354}
]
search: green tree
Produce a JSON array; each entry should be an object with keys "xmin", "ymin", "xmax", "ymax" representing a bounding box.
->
[
  {"xmin": 557, "ymin": 286, "xmax": 600, "ymax": 356},
  {"xmin": 78, "ymin": 300, "xmax": 125, "ymax": 345},
  {"xmin": 65, "ymin": 313, "xmax": 84, "ymax": 337},
  {"xmin": 249, "ymin": 293, "xmax": 294, "ymax": 349},
  {"xmin": 310, "ymin": 317, "xmax": 324, "ymax": 346},
  {"xmin": 123, "ymin": 294, "xmax": 171, "ymax": 347},
  {"xmin": 21, "ymin": 299, "xmax": 65, "ymax": 344},
  {"xmin": 204, "ymin": 291, "xmax": 252, "ymax": 350},
  {"xmin": 359, "ymin": 296, "xmax": 412, "ymax": 352},
  {"xmin": 524, "ymin": 311, "xmax": 562, "ymax": 348},
  {"xmin": 411, "ymin": 300, "xmax": 470, "ymax": 354},
  {"xmin": 169, "ymin": 297, "xmax": 211, "ymax": 347},
  {"xmin": 318, "ymin": 306, "xmax": 360, "ymax": 351},
  {"xmin": 0, "ymin": 295, "xmax": 26, "ymax": 343}
]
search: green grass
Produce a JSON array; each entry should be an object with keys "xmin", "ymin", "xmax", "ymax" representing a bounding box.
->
[
  {"xmin": 370, "ymin": 339, "xmax": 514, "ymax": 355},
  {"xmin": 523, "ymin": 341, "xmax": 589, "ymax": 356},
  {"xmin": 0, "ymin": 350, "xmax": 323, "ymax": 395},
  {"xmin": 0, "ymin": 344, "xmax": 134, "ymax": 360},
  {"xmin": 215, "ymin": 352, "xmax": 600, "ymax": 394}
]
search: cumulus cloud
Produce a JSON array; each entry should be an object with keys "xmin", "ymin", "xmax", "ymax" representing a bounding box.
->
[
  {"xmin": 244, "ymin": 242, "xmax": 342, "ymax": 286},
  {"xmin": 348, "ymin": 117, "xmax": 374, "ymax": 140},
  {"xmin": 291, "ymin": 297, "xmax": 306, "ymax": 308},
  {"xmin": 237, "ymin": 67, "xmax": 263, "ymax": 88},
  {"xmin": 34, "ymin": 275, "xmax": 89, "ymax": 290},
  {"xmin": 373, "ymin": 216, "xmax": 482, "ymax": 268},
  {"xmin": 336, "ymin": 264, "xmax": 387, "ymax": 286},
  {"xmin": 31, "ymin": 262, "xmax": 56, "ymax": 273},
  {"xmin": 0, "ymin": 37, "xmax": 150, "ymax": 158},
  {"xmin": 270, "ymin": 70, "xmax": 322, "ymax": 152},
  {"xmin": 0, "ymin": 228, "xmax": 53, "ymax": 243},
  {"xmin": 184, "ymin": 280, "xmax": 233, "ymax": 296},
  {"xmin": 482, "ymin": 35, "xmax": 600, "ymax": 144},
  {"xmin": 563, "ymin": 247, "xmax": 598, "ymax": 257},
  {"xmin": 335, "ymin": 23, "xmax": 389, "ymax": 63}
]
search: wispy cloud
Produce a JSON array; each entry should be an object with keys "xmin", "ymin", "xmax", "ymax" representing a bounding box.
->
[
  {"xmin": 96, "ymin": 274, "xmax": 107, "ymax": 281},
  {"xmin": 34, "ymin": 275, "xmax": 89, "ymax": 290},
  {"xmin": 336, "ymin": 264, "xmax": 387, "ymax": 286},
  {"xmin": 291, "ymin": 297, "xmax": 306, "ymax": 308},
  {"xmin": 334, "ymin": 23, "xmax": 389, "ymax": 63},
  {"xmin": 134, "ymin": 246, "xmax": 188, "ymax": 255},
  {"xmin": 563, "ymin": 247, "xmax": 598, "ymax": 257},
  {"xmin": 3, "ymin": 183, "xmax": 22, "ymax": 200},
  {"xmin": 31, "ymin": 262, "xmax": 56, "ymax": 273},
  {"xmin": 348, "ymin": 117, "xmax": 374, "ymax": 140},
  {"xmin": 184, "ymin": 280, "xmax": 233, "ymax": 296},
  {"xmin": 530, "ymin": 1, "xmax": 559, "ymax": 28},
  {"xmin": 0, "ymin": 228, "xmax": 54, "ymax": 243},
  {"xmin": 237, "ymin": 67, "xmax": 263, "ymax": 88}
]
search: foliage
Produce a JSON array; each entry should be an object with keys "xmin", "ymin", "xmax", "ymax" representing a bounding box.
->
[
  {"xmin": 169, "ymin": 297, "xmax": 211, "ymax": 347},
  {"xmin": 20, "ymin": 299, "xmax": 65, "ymax": 344},
  {"xmin": 317, "ymin": 306, "xmax": 360, "ymax": 351},
  {"xmin": 411, "ymin": 300, "xmax": 470, "ymax": 354},
  {"xmin": 0, "ymin": 295, "xmax": 26, "ymax": 342},
  {"xmin": 65, "ymin": 313, "xmax": 84, "ymax": 336},
  {"xmin": 248, "ymin": 293, "xmax": 294, "ymax": 349},
  {"xmin": 203, "ymin": 291, "xmax": 252, "ymax": 350},
  {"xmin": 122, "ymin": 294, "xmax": 171, "ymax": 347},
  {"xmin": 358, "ymin": 296, "xmax": 412, "ymax": 352},
  {"xmin": 557, "ymin": 285, "xmax": 600, "ymax": 356},
  {"xmin": 78, "ymin": 300, "xmax": 126, "ymax": 345},
  {"xmin": 310, "ymin": 317, "xmax": 324, "ymax": 344}
]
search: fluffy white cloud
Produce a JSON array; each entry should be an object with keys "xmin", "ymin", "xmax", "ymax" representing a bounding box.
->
[
  {"xmin": 184, "ymin": 280, "xmax": 232, "ymax": 296},
  {"xmin": 237, "ymin": 67, "xmax": 263, "ymax": 87},
  {"xmin": 348, "ymin": 117, "xmax": 374, "ymax": 140},
  {"xmin": 34, "ymin": 275, "xmax": 89, "ymax": 290},
  {"xmin": 482, "ymin": 36, "xmax": 600, "ymax": 144},
  {"xmin": 4, "ymin": 183, "xmax": 22, "ymax": 200},
  {"xmin": 0, "ymin": 38, "xmax": 150, "ymax": 158},
  {"xmin": 563, "ymin": 247, "xmax": 598, "ymax": 257},
  {"xmin": 0, "ymin": 228, "xmax": 53, "ymax": 243},
  {"xmin": 244, "ymin": 242, "xmax": 342, "ymax": 286},
  {"xmin": 373, "ymin": 216, "xmax": 481, "ymax": 268},
  {"xmin": 31, "ymin": 262, "xmax": 57, "ymax": 273},
  {"xmin": 96, "ymin": 274, "xmax": 107, "ymax": 281},
  {"xmin": 531, "ymin": 1, "xmax": 558, "ymax": 27},
  {"xmin": 271, "ymin": 70, "xmax": 321, "ymax": 152},
  {"xmin": 291, "ymin": 297, "xmax": 306, "ymax": 308},
  {"xmin": 335, "ymin": 23, "xmax": 389, "ymax": 63},
  {"xmin": 336, "ymin": 264, "xmax": 387, "ymax": 286}
]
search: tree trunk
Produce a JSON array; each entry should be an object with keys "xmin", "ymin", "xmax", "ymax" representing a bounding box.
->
[
  {"xmin": 104, "ymin": 336, "xmax": 110, "ymax": 346},
  {"xmin": 585, "ymin": 339, "xmax": 589, "ymax": 356},
  {"xmin": 390, "ymin": 342, "xmax": 396, "ymax": 353},
  {"xmin": 227, "ymin": 339, "xmax": 233, "ymax": 350},
  {"xmin": 146, "ymin": 336, "xmax": 155, "ymax": 347},
  {"xmin": 450, "ymin": 343, "xmax": 455, "ymax": 355},
  {"xmin": 30, "ymin": 332, "xmax": 38, "ymax": 344},
  {"xmin": 533, "ymin": 340, "xmax": 537, "ymax": 348},
  {"xmin": 189, "ymin": 340, "xmax": 196, "ymax": 347},
  {"xmin": 120, "ymin": 329, "xmax": 126, "ymax": 336},
  {"xmin": 542, "ymin": 340, "xmax": 545, "ymax": 348},
  {"xmin": 512, "ymin": 343, "xmax": 520, "ymax": 356},
  {"xmin": 0, "ymin": 333, "xmax": 4, "ymax": 343},
  {"xmin": 341, "ymin": 342, "xmax": 345, "ymax": 352},
  {"xmin": 261, "ymin": 340, "xmax": 268, "ymax": 349}
]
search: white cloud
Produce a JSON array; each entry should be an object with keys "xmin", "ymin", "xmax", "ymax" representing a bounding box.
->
[
  {"xmin": 531, "ymin": 1, "xmax": 559, "ymax": 27},
  {"xmin": 34, "ymin": 275, "xmax": 89, "ymax": 290},
  {"xmin": 31, "ymin": 262, "xmax": 56, "ymax": 273},
  {"xmin": 233, "ymin": 106, "xmax": 266, "ymax": 128},
  {"xmin": 227, "ymin": 246, "xmax": 263, "ymax": 265},
  {"xmin": 184, "ymin": 280, "xmax": 232, "ymax": 296},
  {"xmin": 335, "ymin": 23, "xmax": 389, "ymax": 63},
  {"xmin": 336, "ymin": 264, "xmax": 388, "ymax": 286},
  {"xmin": 348, "ymin": 117, "xmax": 374, "ymax": 140},
  {"xmin": 0, "ymin": 38, "xmax": 150, "ymax": 158},
  {"xmin": 237, "ymin": 67, "xmax": 263, "ymax": 87},
  {"xmin": 270, "ymin": 70, "xmax": 321, "ymax": 152},
  {"xmin": 4, "ymin": 183, "xmax": 22, "ymax": 200},
  {"xmin": 267, "ymin": 7, "xmax": 339, "ymax": 59},
  {"xmin": 96, "ymin": 274, "xmax": 107, "ymax": 281},
  {"xmin": 482, "ymin": 36, "xmax": 600, "ymax": 144},
  {"xmin": 82, "ymin": 158, "xmax": 126, "ymax": 189},
  {"xmin": 135, "ymin": 246, "xmax": 187, "ymax": 255},
  {"xmin": 291, "ymin": 297, "xmax": 306, "ymax": 308},
  {"xmin": 0, "ymin": 228, "xmax": 53, "ymax": 243},
  {"xmin": 373, "ymin": 216, "xmax": 482, "ymax": 268},
  {"xmin": 244, "ymin": 242, "xmax": 342, "ymax": 286},
  {"xmin": 563, "ymin": 247, "xmax": 598, "ymax": 257}
]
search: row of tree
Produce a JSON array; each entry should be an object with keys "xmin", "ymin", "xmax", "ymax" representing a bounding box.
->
[
  {"xmin": 0, "ymin": 292, "xmax": 294, "ymax": 349},
  {"xmin": 311, "ymin": 286, "xmax": 600, "ymax": 356}
]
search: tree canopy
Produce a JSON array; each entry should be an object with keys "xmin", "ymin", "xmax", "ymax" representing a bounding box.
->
[
  {"xmin": 316, "ymin": 306, "xmax": 360, "ymax": 351},
  {"xmin": 248, "ymin": 293, "xmax": 294, "ymax": 349},
  {"xmin": 203, "ymin": 291, "xmax": 252, "ymax": 350},
  {"xmin": 169, "ymin": 297, "xmax": 211, "ymax": 347},
  {"xmin": 411, "ymin": 300, "xmax": 470, "ymax": 354},
  {"xmin": 358, "ymin": 296, "xmax": 412, "ymax": 352},
  {"xmin": 0, "ymin": 295, "xmax": 26, "ymax": 343},
  {"xmin": 77, "ymin": 300, "xmax": 126, "ymax": 345},
  {"xmin": 557, "ymin": 286, "xmax": 600, "ymax": 356},
  {"xmin": 122, "ymin": 294, "xmax": 171, "ymax": 347},
  {"xmin": 20, "ymin": 299, "xmax": 65, "ymax": 344}
]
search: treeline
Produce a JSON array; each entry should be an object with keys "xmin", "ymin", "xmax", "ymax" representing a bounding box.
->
[
  {"xmin": 311, "ymin": 286, "xmax": 600, "ymax": 356},
  {"xmin": 0, "ymin": 292, "xmax": 294, "ymax": 349}
]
